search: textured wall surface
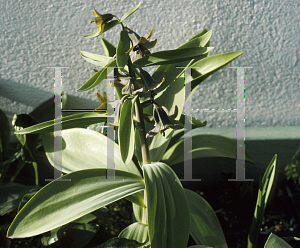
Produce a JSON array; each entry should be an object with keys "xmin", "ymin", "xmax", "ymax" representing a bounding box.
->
[{"xmin": 1, "ymin": 0, "xmax": 299, "ymax": 129}]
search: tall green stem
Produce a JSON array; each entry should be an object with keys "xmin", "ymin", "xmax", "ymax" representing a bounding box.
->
[
  {"xmin": 135, "ymin": 98, "xmax": 150, "ymax": 165},
  {"xmin": 127, "ymin": 53, "xmax": 150, "ymax": 225},
  {"xmin": 134, "ymin": 98, "xmax": 150, "ymax": 225}
]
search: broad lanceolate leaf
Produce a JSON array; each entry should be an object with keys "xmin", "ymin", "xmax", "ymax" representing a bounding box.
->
[
  {"xmin": 188, "ymin": 28, "xmax": 210, "ymax": 42},
  {"xmin": 132, "ymin": 202, "xmax": 144, "ymax": 224},
  {"xmin": 162, "ymin": 133, "xmax": 256, "ymax": 166},
  {"xmin": 42, "ymin": 128, "xmax": 141, "ymax": 177},
  {"xmin": 80, "ymin": 51, "xmax": 113, "ymax": 67},
  {"xmin": 118, "ymin": 222, "xmax": 149, "ymax": 244},
  {"xmin": 133, "ymin": 47, "xmax": 214, "ymax": 67},
  {"xmin": 167, "ymin": 115, "xmax": 207, "ymax": 147},
  {"xmin": 14, "ymin": 112, "xmax": 112, "ymax": 135},
  {"xmin": 116, "ymin": 29, "xmax": 130, "ymax": 69},
  {"xmin": 119, "ymin": 96, "xmax": 137, "ymax": 165},
  {"xmin": 7, "ymin": 169, "xmax": 144, "ymax": 238},
  {"xmin": 101, "ymin": 38, "xmax": 116, "ymax": 57},
  {"xmin": 264, "ymin": 233, "xmax": 292, "ymax": 248},
  {"xmin": 143, "ymin": 162, "xmax": 190, "ymax": 248},
  {"xmin": 134, "ymin": 128, "xmax": 143, "ymax": 166},
  {"xmin": 120, "ymin": 0, "xmax": 143, "ymax": 22},
  {"xmin": 185, "ymin": 51, "xmax": 244, "ymax": 103},
  {"xmin": 83, "ymin": 20, "xmax": 119, "ymax": 38},
  {"xmin": 140, "ymin": 29, "xmax": 212, "ymax": 163},
  {"xmin": 12, "ymin": 114, "xmax": 39, "ymax": 163},
  {"xmin": 184, "ymin": 189, "xmax": 227, "ymax": 248},
  {"xmin": 248, "ymin": 154, "xmax": 277, "ymax": 248},
  {"xmin": 147, "ymin": 76, "xmax": 184, "ymax": 163},
  {"xmin": 77, "ymin": 59, "xmax": 117, "ymax": 92}
]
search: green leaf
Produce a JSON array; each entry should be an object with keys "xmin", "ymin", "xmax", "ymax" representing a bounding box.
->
[
  {"xmin": 143, "ymin": 162, "xmax": 190, "ymax": 248},
  {"xmin": 125, "ymin": 190, "xmax": 145, "ymax": 209},
  {"xmin": 12, "ymin": 114, "xmax": 38, "ymax": 147},
  {"xmin": 119, "ymin": 96, "xmax": 137, "ymax": 165},
  {"xmin": 83, "ymin": 20, "xmax": 120, "ymax": 38},
  {"xmin": 185, "ymin": 51, "xmax": 244, "ymax": 103},
  {"xmin": 14, "ymin": 112, "xmax": 112, "ymax": 135},
  {"xmin": 18, "ymin": 193, "xmax": 35, "ymax": 212},
  {"xmin": 162, "ymin": 134, "xmax": 256, "ymax": 166},
  {"xmin": 132, "ymin": 202, "xmax": 144, "ymax": 224},
  {"xmin": 7, "ymin": 169, "xmax": 145, "ymax": 238},
  {"xmin": 120, "ymin": 0, "xmax": 143, "ymax": 22},
  {"xmin": 12, "ymin": 114, "xmax": 39, "ymax": 163},
  {"xmin": 118, "ymin": 222, "xmax": 149, "ymax": 244},
  {"xmin": 248, "ymin": 154, "xmax": 277, "ymax": 248},
  {"xmin": 188, "ymin": 28, "xmax": 210, "ymax": 42},
  {"xmin": 147, "ymin": 75, "xmax": 185, "ymax": 163},
  {"xmin": 167, "ymin": 115, "xmax": 207, "ymax": 149},
  {"xmin": 42, "ymin": 128, "xmax": 141, "ymax": 177},
  {"xmin": 264, "ymin": 233, "xmax": 292, "ymax": 248},
  {"xmin": 133, "ymin": 47, "xmax": 214, "ymax": 67},
  {"xmin": 141, "ymin": 29, "xmax": 212, "ymax": 163},
  {"xmin": 116, "ymin": 29, "xmax": 130, "ymax": 69},
  {"xmin": 134, "ymin": 128, "xmax": 143, "ymax": 167},
  {"xmin": 77, "ymin": 59, "xmax": 117, "ymax": 92},
  {"xmin": 80, "ymin": 51, "xmax": 113, "ymax": 67},
  {"xmin": 29, "ymin": 92, "xmax": 67, "ymax": 123},
  {"xmin": 0, "ymin": 109, "xmax": 11, "ymax": 158},
  {"xmin": 101, "ymin": 38, "xmax": 117, "ymax": 57},
  {"xmin": 0, "ymin": 183, "xmax": 40, "ymax": 216},
  {"xmin": 184, "ymin": 189, "xmax": 227, "ymax": 248}
]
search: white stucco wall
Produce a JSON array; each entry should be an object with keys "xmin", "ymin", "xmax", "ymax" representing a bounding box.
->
[{"xmin": 1, "ymin": 0, "xmax": 299, "ymax": 131}]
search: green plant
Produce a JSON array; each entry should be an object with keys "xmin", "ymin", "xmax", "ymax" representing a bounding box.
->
[{"xmin": 4, "ymin": 1, "xmax": 288, "ymax": 247}]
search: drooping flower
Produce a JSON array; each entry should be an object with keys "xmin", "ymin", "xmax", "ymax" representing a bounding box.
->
[
  {"xmin": 94, "ymin": 91, "xmax": 123, "ymax": 126},
  {"xmin": 95, "ymin": 91, "xmax": 120, "ymax": 112},
  {"xmin": 146, "ymin": 104, "xmax": 183, "ymax": 138},
  {"xmin": 95, "ymin": 92, "xmax": 108, "ymax": 112},
  {"xmin": 138, "ymin": 68, "xmax": 165, "ymax": 93},
  {"xmin": 126, "ymin": 29, "xmax": 157, "ymax": 62},
  {"xmin": 90, "ymin": 6, "xmax": 113, "ymax": 35}
]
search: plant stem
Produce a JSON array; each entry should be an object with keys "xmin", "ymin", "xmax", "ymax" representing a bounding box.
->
[
  {"xmin": 134, "ymin": 97, "xmax": 150, "ymax": 225},
  {"xmin": 134, "ymin": 98, "xmax": 150, "ymax": 165},
  {"xmin": 10, "ymin": 161, "xmax": 26, "ymax": 182},
  {"xmin": 128, "ymin": 55, "xmax": 150, "ymax": 225}
]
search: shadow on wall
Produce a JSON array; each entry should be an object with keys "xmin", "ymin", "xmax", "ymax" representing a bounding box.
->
[{"xmin": 0, "ymin": 76, "xmax": 99, "ymax": 127}]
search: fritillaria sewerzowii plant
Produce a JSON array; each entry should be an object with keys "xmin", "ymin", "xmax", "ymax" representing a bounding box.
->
[{"xmin": 5, "ymin": 1, "xmax": 287, "ymax": 247}]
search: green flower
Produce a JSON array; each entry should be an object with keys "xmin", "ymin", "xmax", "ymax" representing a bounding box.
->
[
  {"xmin": 95, "ymin": 92, "xmax": 108, "ymax": 112},
  {"xmin": 115, "ymin": 68, "xmax": 164, "ymax": 95},
  {"xmin": 138, "ymin": 68, "xmax": 165, "ymax": 93},
  {"xmin": 146, "ymin": 104, "xmax": 183, "ymax": 138},
  {"xmin": 95, "ymin": 91, "xmax": 123, "ymax": 126},
  {"xmin": 126, "ymin": 29, "xmax": 157, "ymax": 62},
  {"xmin": 90, "ymin": 6, "xmax": 113, "ymax": 35}
]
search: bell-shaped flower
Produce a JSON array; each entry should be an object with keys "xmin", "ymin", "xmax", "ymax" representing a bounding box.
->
[
  {"xmin": 146, "ymin": 104, "xmax": 183, "ymax": 138},
  {"xmin": 95, "ymin": 92, "xmax": 108, "ymax": 112},
  {"xmin": 109, "ymin": 100, "xmax": 122, "ymax": 126},
  {"xmin": 138, "ymin": 68, "xmax": 165, "ymax": 93},
  {"xmin": 126, "ymin": 29, "xmax": 157, "ymax": 62},
  {"xmin": 95, "ymin": 91, "xmax": 120, "ymax": 112},
  {"xmin": 90, "ymin": 6, "xmax": 113, "ymax": 35}
]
